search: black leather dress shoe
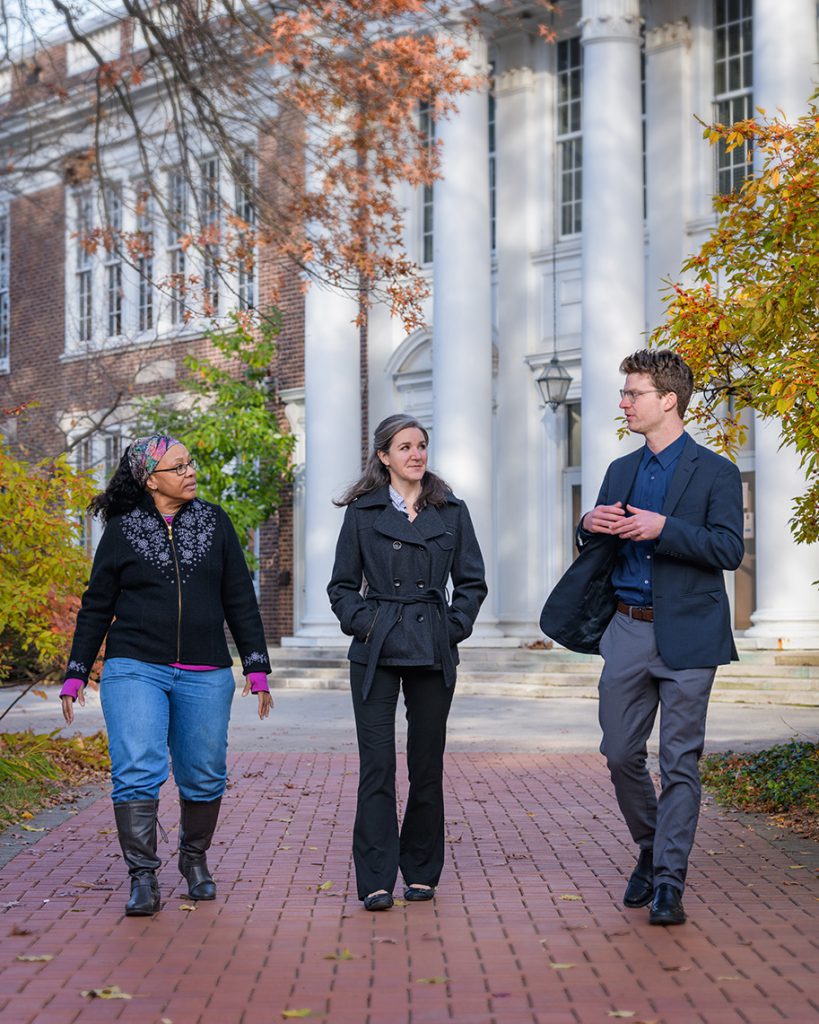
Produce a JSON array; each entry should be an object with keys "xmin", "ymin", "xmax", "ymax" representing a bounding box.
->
[
  {"xmin": 623, "ymin": 848, "xmax": 654, "ymax": 908},
  {"xmin": 649, "ymin": 883, "xmax": 686, "ymax": 925},
  {"xmin": 363, "ymin": 891, "xmax": 394, "ymax": 911},
  {"xmin": 404, "ymin": 885, "xmax": 435, "ymax": 902}
]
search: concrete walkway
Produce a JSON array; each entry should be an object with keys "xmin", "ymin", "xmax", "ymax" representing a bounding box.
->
[
  {"xmin": 3, "ymin": 684, "xmax": 819, "ymax": 753},
  {"xmin": 0, "ymin": 687, "xmax": 817, "ymax": 1023}
]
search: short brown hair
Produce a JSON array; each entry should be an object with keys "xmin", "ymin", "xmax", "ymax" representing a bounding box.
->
[{"xmin": 619, "ymin": 349, "xmax": 694, "ymax": 417}]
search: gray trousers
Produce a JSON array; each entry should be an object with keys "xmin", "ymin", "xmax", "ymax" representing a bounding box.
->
[{"xmin": 598, "ymin": 611, "xmax": 716, "ymax": 893}]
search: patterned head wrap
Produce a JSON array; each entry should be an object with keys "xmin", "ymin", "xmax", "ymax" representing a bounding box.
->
[{"xmin": 127, "ymin": 434, "xmax": 183, "ymax": 486}]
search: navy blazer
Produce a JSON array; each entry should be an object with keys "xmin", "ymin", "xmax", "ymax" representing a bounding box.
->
[{"xmin": 542, "ymin": 435, "xmax": 744, "ymax": 669}]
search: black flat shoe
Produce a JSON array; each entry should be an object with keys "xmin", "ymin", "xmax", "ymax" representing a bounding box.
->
[
  {"xmin": 649, "ymin": 883, "xmax": 686, "ymax": 926},
  {"xmin": 404, "ymin": 885, "xmax": 435, "ymax": 902},
  {"xmin": 623, "ymin": 848, "xmax": 654, "ymax": 908},
  {"xmin": 363, "ymin": 891, "xmax": 394, "ymax": 911}
]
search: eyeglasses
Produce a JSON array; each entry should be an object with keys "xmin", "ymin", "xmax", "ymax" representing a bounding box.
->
[
  {"xmin": 152, "ymin": 458, "xmax": 197, "ymax": 477},
  {"xmin": 619, "ymin": 389, "xmax": 664, "ymax": 404}
]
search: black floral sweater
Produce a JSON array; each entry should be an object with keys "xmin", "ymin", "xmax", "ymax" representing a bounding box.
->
[{"xmin": 64, "ymin": 493, "xmax": 271, "ymax": 684}]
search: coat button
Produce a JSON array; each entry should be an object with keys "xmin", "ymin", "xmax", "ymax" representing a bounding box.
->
[
  {"xmin": 416, "ymin": 580, "xmax": 425, "ymax": 589},
  {"xmin": 393, "ymin": 579, "xmax": 401, "ymax": 587},
  {"xmin": 393, "ymin": 541, "xmax": 402, "ymax": 549},
  {"xmin": 416, "ymin": 614, "xmax": 425, "ymax": 622}
]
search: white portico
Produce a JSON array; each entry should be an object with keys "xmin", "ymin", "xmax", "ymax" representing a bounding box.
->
[{"xmin": 288, "ymin": 0, "xmax": 819, "ymax": 650}]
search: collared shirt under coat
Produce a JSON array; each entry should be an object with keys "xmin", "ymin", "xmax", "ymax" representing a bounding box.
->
[{"xmin": 612, "ymin": 430, "xmax": 687, "ymax": 606}]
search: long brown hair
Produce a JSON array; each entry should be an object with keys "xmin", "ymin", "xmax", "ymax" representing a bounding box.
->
[{"xmin": 334, "ymin": 414, "xmax": 450, "ymax": 509}]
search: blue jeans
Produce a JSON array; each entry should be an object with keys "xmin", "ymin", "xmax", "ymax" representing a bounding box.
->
[{"xmin": 100, "ymin": 658, "xmax": 235, "ymax": 804}]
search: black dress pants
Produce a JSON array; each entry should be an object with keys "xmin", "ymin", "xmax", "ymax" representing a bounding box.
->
[{"xmin": 349, "ymin": 661, "xmax": 454, "ymax": 900}]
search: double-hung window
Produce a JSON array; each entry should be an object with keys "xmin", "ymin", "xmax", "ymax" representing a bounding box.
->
[
  {"xmin": 200, "ymin": 156, "xmax": 220, "ymax": 314},
  {"xmin": 714, "ymin": 0, "xmax": 753, "ymax": 195},
  {"xmin": 136, "ymin": 186, "xmax": 154, "ymax": 332},
  {"xmin": 419, "ymin": 101, "xmax": 435, "ymax": 264},
  {"xmin": 234, "ymin": 152, "xmax": 256, "ymax": 310},
  {"xmin": 167, "ymin": 169, "xmax": 188, "ymax": 325},
  {"xmin": 104, "ymin": 186, "xmax": 123, "ymax": 338},
  {"xmin": 556, "ymin": 38, "xmax": 583, "ymax": 237},
  {"xmin": 75, "ymin": 192, "xmax": 94, "ymax": 343}
]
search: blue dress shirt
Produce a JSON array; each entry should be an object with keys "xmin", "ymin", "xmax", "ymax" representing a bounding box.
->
[{"xmin": 611, "ymin": 431, "xmax": 688, "ymax": 607}]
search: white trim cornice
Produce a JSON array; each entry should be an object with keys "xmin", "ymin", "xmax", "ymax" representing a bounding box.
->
[
  {"xmin": 494, "ymin": 67, "xmax": 535, "ymax": 95},
  {"xmin": 579, "ymin": 0, "xmax": 642, "ymax": 43},
  {"xmin": 645, "ymin": 19, "xmax": 692, "ymax": 55}
]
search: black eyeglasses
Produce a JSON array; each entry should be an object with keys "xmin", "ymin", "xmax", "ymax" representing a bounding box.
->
[{"xmin": 152, "ymin": 459, "xmax": 197, "ymax": 477}]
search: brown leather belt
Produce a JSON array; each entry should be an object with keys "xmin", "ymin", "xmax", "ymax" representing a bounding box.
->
[{"xmin": 617, "ymin": 601, "xmax": 654, "ymax": 622}]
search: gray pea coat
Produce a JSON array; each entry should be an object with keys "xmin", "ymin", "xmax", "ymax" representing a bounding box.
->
[{"xmin": 327, "ymin": 485, "xmax": 488, "ymax": 699}]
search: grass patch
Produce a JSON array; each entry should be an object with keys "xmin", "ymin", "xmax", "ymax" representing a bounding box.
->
[
  {"xmin": 0, "ymin": 730, "xmax": 109, "ymax": 831},
  {"xmin": 701, "ymin": 740, "xmax": 819, "ymax": 841}
]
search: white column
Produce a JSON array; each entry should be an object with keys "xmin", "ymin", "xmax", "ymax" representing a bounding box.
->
[
  {"xmin": 494, "ymin": 66, "xmax": 539, "ymax": 635},
  {"xmin": 432, "ymin": 28, "xmax": 500, "ymax": 634},
  {"xmin": 290, "ymin": 283, "xmax": 361, "ymax": 641},
  {"xmin": 579, "ymin": 0, "xmax": 645, "ymax": 509},
  {"xmin": 644, "ymin": 20, "xmax": 692, "ymax": 330},
  {"xmin": 746, "ymin": 0, "xmax": 819, "ymax": 646}
]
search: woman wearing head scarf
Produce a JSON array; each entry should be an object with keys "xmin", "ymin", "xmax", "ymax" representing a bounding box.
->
[
  {"xmin": 328, "ymin": 415, "xmax": 487, "ymax": 911},
  {"xmin": 59, "ymin": 433, "xmax": 273, "ymax": 917}
]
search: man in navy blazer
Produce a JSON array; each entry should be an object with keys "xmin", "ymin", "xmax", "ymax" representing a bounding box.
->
[{"xmin": 564, "ymin": 349, "xmax": 743, "ymax": 925}]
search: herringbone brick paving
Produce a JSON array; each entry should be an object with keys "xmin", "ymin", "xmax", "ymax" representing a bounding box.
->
[{"xmin": 0, "ymin": 752, "xmax": 817, "ymax": 1023}]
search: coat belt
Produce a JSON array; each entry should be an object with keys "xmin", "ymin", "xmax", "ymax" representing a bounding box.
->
[{"xmin": 359, "ymin": 589, "xmax": 455, "ymax": 701}]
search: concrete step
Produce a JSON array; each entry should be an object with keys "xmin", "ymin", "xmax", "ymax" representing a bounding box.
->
[{"xmin": 263, "ymin": 645, "xmax": 819, "ymax": 704}]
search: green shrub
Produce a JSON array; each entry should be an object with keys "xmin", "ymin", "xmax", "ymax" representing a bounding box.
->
[{"xmin": 701, "ymin": 740, "xmax": 819, "ymax": 814}]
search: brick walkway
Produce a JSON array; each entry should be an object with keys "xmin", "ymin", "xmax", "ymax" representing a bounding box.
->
[{"xmin": 1, "ymin": 753, "xmax": 817, "ymax": 1024}]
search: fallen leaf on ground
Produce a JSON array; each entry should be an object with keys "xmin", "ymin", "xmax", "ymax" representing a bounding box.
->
[
  {"xmin": 16, "ymin": 954, "xmax": 53, "ymax": 962},
  {"xmin": 317, "ymin": 881, "xmax": 333, "ymax": 891},
  {"xmin": 81, "ymin": 986, "xmax": 132, "ymax": 1000},
  {"xmin": 323, "ymin": 948, "xmax": 357, "ymax": 960},
  {"xmin": 717, "ymin": 976, "xmax": 744, "ymax": 982},
  {"xmin": 372, "ymin": 936, "xmax": 397, "ymax": 944},
  {"xmin": 179, "ymin": 904, "xmax": 197, "ymax": 912},
  {"xmin": 787, "ymin": 864, "xmax": 806, "ymax": 869},
  {"xmin": 608, "ymin": 1013, "xmax": 635, "ymax": 1019},
  {"xmin": 32, "ymin": 691, "xmax": 47, "ymax": 700},
  {"xmin": 417, "ymin": 976, "xmax": 448, "ymax": 984},
  {"xmin": 20, "ymin": 825, "xmax": 45, "ymax": 833},
  {"xmin": 281, "ymin": 1010, "xmax": 311, "ymax": 1019},
  {"xmin": 20, "ymin": 811, "xmax": 33, "ymax": 820},
  {"xmin": 661, "ymin": 965, "xmax": 691, "ymax": 972},
  {"xmin": 559, "ymin": 894, "xmax": 583, "ymax": 901},
  {"xmin": 393, "ymin": 898, "xmax": 406, "ymax": 907},
  {"xmin": 550, "ymin": 963, "xmax": 576, "ymax": 970},
  {"xmin": 9, "ymin": 925, "xmax": 33, "ymax": 936}
]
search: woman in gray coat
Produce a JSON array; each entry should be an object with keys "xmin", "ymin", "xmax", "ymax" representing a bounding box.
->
[{"xmin": 328, "ymin": 414, "xmax": 487, "ymax": 911}]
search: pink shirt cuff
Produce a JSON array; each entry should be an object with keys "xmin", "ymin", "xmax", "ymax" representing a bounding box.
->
[
  {"xmin": 248, "ymin": 672, "xmax": 269, "ymax": 693},
  {"xmin": 60, "ymin": 678, "xmax": 85, "ymax": 700}
]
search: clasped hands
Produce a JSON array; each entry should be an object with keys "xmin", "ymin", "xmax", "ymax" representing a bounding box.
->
[{"xmin": 582, "ymin": 501, "xmax": 666, "ymax": 542}]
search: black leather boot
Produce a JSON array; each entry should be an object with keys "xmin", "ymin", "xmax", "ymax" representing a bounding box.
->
[
  {"xmin": 113, "ymin": 800, "xmax": 161, "ymax": 917},
  {"xmin": 178, "ymin": 797, "xmax": 221, "ymax": 900}
]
